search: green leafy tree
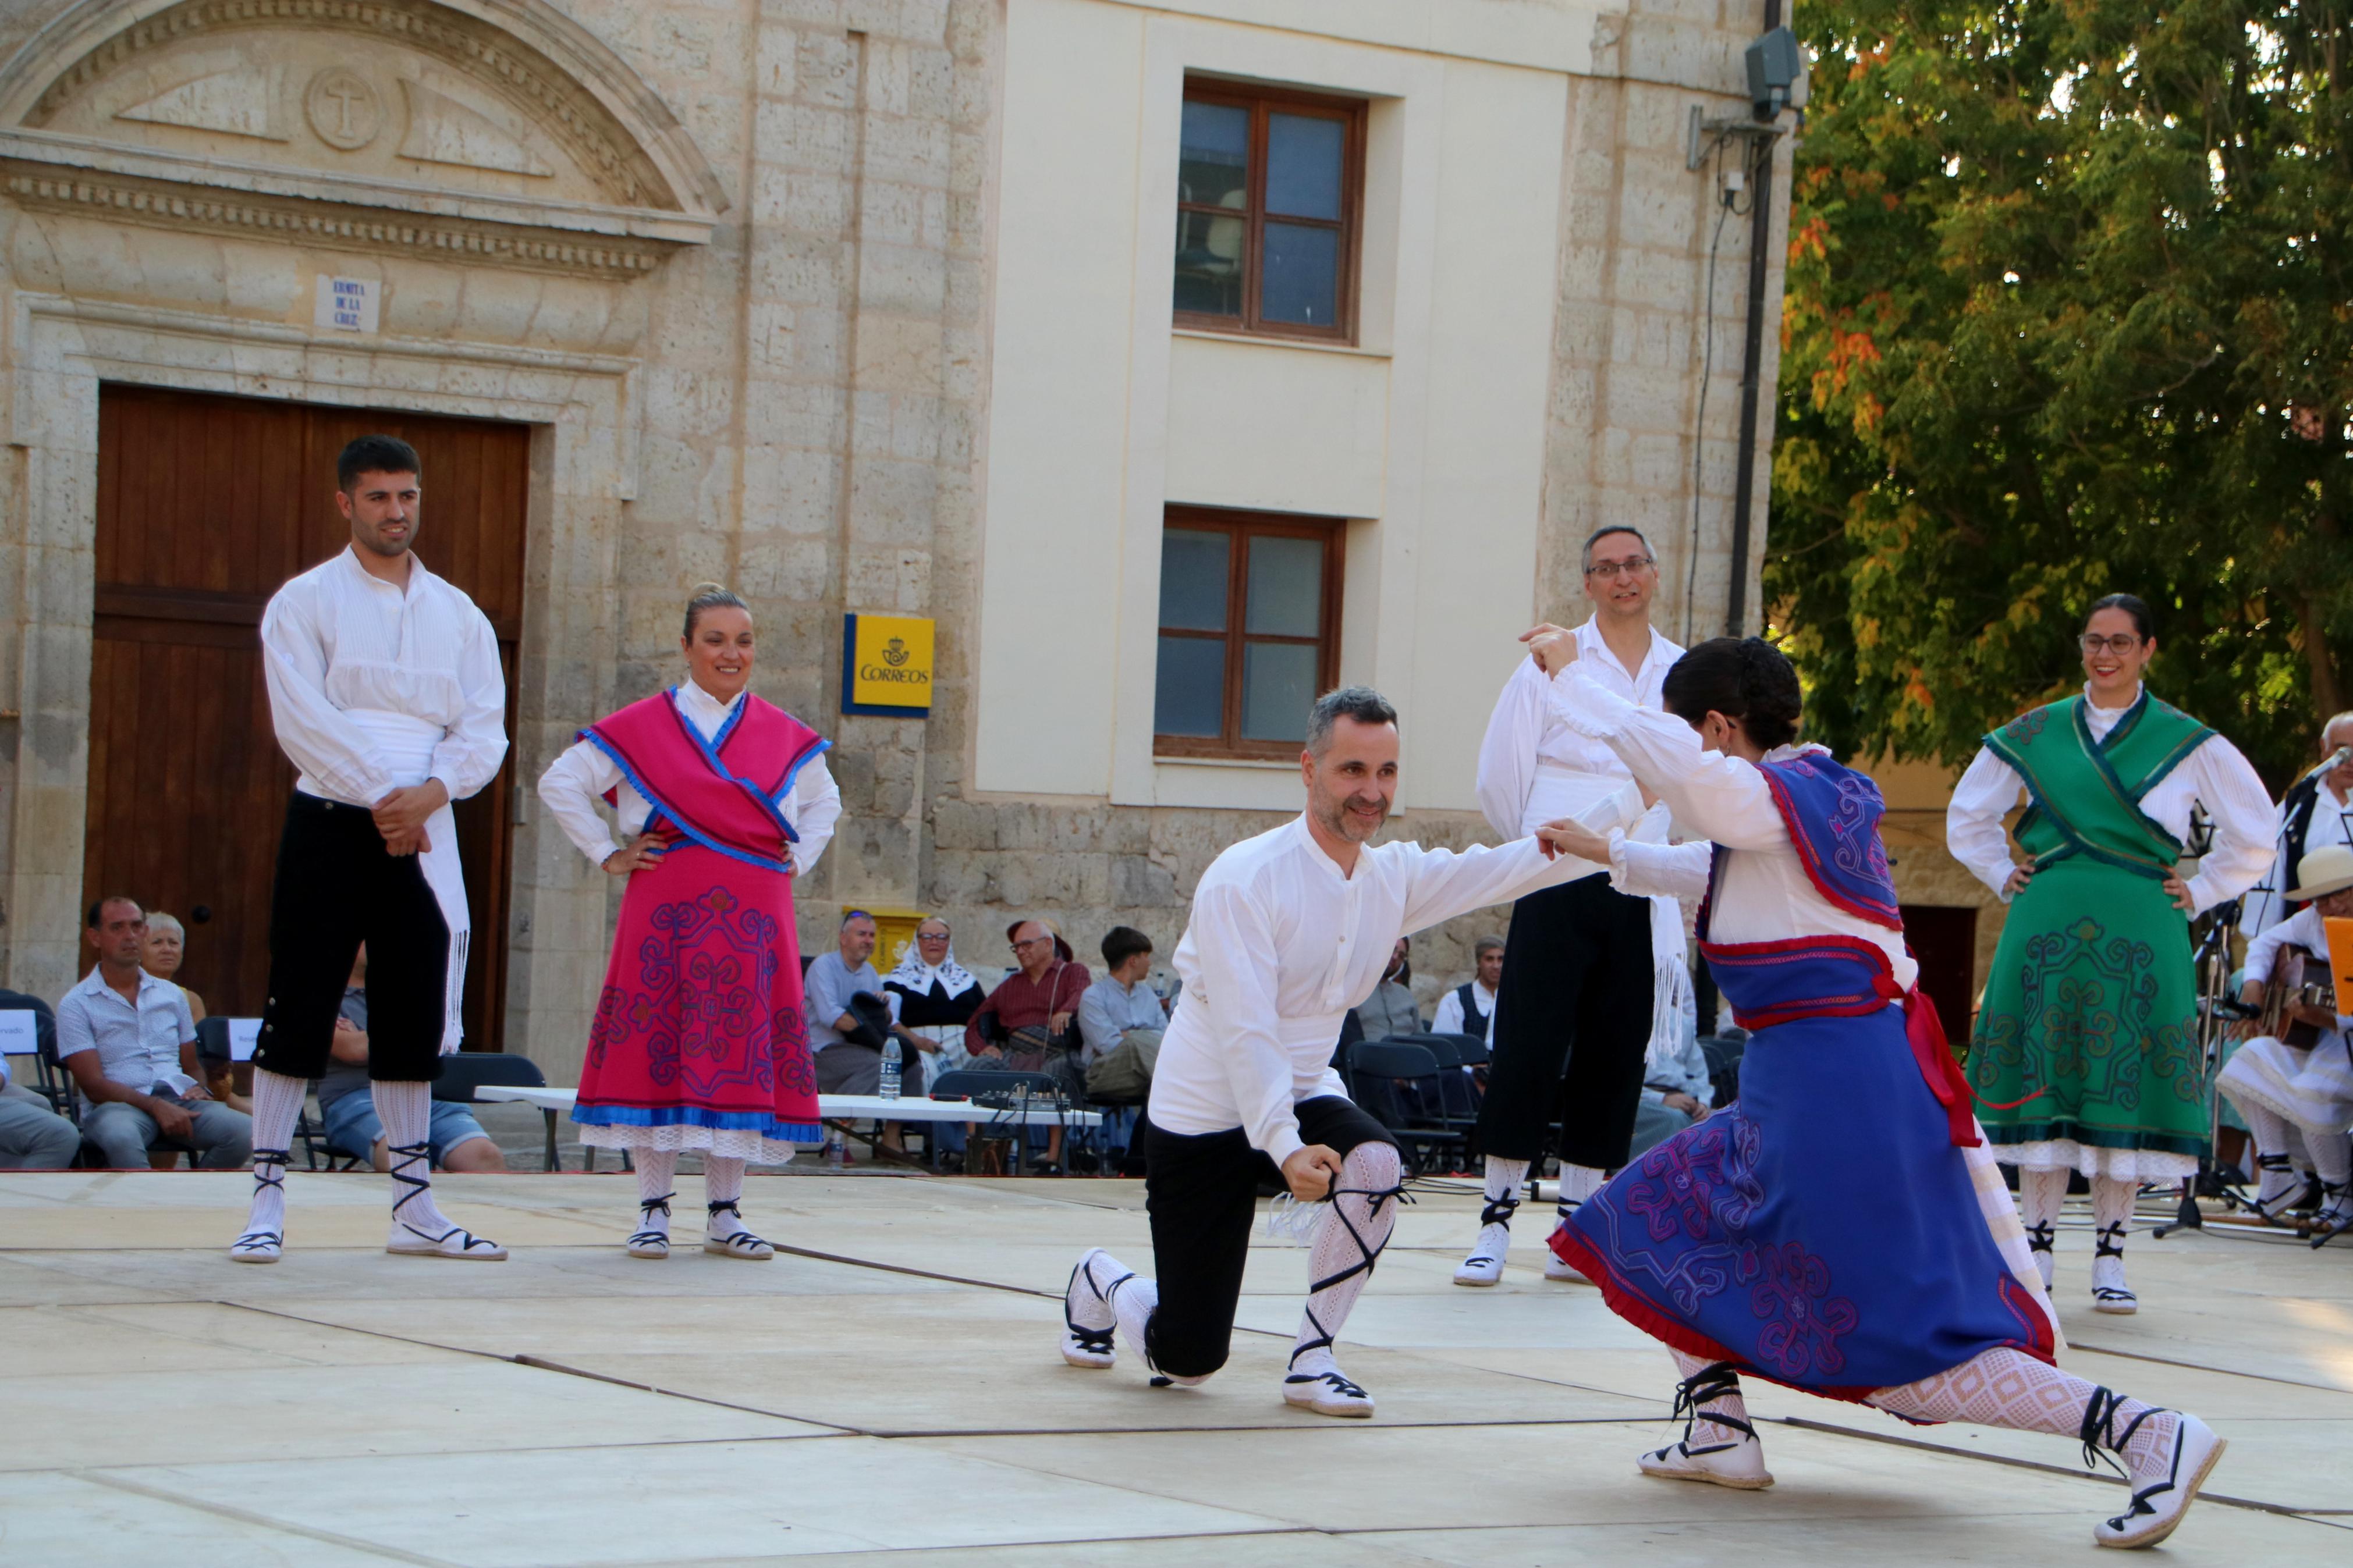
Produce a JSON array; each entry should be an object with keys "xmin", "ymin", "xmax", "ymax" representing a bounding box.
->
[{"xmin": 1771, "ymin": 0, "xmax": 2353, "ymax": 787}]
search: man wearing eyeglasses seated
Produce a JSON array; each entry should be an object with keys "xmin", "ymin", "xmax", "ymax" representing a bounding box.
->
[{"xmin": 1455, "ymin": 524, "xmax": 1688, "ymax": 1288}]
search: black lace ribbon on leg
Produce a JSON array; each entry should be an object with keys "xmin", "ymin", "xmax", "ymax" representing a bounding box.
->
[
  {"xmin": 629, "ymin": 1190, "xmax": 674, "ymax": 1249},
  {"xmin": 1666, "ymin": 1360, "xmax": 1756, "ymax": 1455},
  {"xmin": 1289, "ymin": 1182, "xmax": 1410, "ymax": 1368}
]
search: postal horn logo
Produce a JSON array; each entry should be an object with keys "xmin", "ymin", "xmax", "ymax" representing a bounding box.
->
[{"xmin": 881, "ymin": 637, "xmax": 910, "ymax": 667}]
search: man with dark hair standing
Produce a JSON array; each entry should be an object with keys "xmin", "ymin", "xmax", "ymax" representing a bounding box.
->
[
  {"xmin": 1059, "ymin": 686, "xmax": 1589, "ymax": 1418},
  {"xmin": 230, "ymin": 435, "xmax": 510, "ymax": 1263},
  {"xmin": 1455, "ymin": 524, "xmax": 1686, "ymax": 1287}
]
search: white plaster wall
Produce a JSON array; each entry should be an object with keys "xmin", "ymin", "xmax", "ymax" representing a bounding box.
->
[{"xmin": 975, "ymin": 0, "xmax": 1567, "ymax": 813}]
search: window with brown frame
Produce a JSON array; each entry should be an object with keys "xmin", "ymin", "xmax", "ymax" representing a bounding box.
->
[
  {"xmin": 1173, "ymin": 79, "xmax": 1364, "ymax": 342},
  {"xmin": 1154, "ymin": 508, "xmax": 1343, "ymax": 759}
]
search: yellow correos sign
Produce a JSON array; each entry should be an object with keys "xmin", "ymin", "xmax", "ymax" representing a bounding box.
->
[{"xmin": 842, "ymin": 613, "xmax": 934, "ymax": 716}]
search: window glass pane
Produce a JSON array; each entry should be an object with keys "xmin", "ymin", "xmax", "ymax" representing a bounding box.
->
[
  {"xmin": 1173, "ymin": 210, "xmax": 1245, "ymax": 317},
  {"xmin": 1241, "ymin": 641, "xmax": 1321, "ymax": 742},
  {"xmin": 1179, "ymin": 100, "xmax": 1250, "ymax": 209},
  {"xmin": 1244, "ymin": 534, "xmax": 1323, "ymax": 637},
  {"xmin": 1261, "ymin": 222, "xmax": 1340, "ymax": 326},
  {"xmin": 1265, "ymin": 113, "xmax": 1343, "ymax": 220},
  {"xmin": 1159, "ymin": 528, "xmax": 1229, "ymax": 630},
  {"xmin": 1156, "ymin": 637, "xmax": 1226, "ymax": 737}
]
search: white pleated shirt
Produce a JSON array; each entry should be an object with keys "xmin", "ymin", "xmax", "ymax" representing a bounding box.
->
[
  {"xmin": 1476, "ymin": 618, "xmax": 1683, "ymax": 859},
  {"xmin": 1546, "ymin": 662, "xmax": 1917, "ymax": 989},
  {"xmin": 536, "ymin": 680, "xmax": 841, "ymax": 874},
  {"xmin": 260, "ymin": 547, "xmax": 508, "ymax": 805},
  {"xmin": 1149, "ymin": 815, "xmax": 1583, "ymax": 1164},
  {"xmin": 1944, "ymin": 685, "xmax": 2274, "ymax": 916}
]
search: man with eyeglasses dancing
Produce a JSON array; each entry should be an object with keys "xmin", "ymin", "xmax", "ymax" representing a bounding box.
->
[
  {"xmin": 1059, "ymin": 686, "xmax": 1593, "ymax": 1417},
  {"xmin": 1454, "ymin": 524, "xmax": 1688, "ymax": 1286},
  {"xmin": 1948, "ymin": 593, "xmax": 2273, "ymax": 1314}
]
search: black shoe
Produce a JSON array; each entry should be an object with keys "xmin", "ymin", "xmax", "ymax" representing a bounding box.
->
[{"xmin": 1069, "ymin": 1149, "xmax": 1101, "ymax": 1174}]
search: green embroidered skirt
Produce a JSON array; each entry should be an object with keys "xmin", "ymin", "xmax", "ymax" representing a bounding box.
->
[{"xmin": 1970, "ymin": 856, "xmax": 2206, "ymax": 1172}]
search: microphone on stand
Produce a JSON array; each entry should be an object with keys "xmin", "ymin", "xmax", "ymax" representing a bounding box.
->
[{"xmin": 2308, "ymin": 745, "xmax": 2352, "ymax": 779}]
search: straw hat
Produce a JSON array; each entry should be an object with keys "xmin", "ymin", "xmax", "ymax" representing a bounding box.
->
[{"xmin": 2286, "ymin": 843, "xmax": 2353, "ymax": 903}]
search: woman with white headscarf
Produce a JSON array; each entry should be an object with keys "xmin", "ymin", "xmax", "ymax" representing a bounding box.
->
[{"xmin": 883, "ymin": 916, "xmax": 986, "ymax": 1089}]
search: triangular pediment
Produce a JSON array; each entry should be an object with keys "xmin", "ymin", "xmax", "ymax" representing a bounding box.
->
[{"xmin": 0, "ymin": 0, "xmax": 724, "ymax": 276}]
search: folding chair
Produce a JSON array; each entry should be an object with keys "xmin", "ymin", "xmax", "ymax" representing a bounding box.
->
[{"xmin": 1345, "ymin": 1039, "xmax": 1466, "ymax": 1175}]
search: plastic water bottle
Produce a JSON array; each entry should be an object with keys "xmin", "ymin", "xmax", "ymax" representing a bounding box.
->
[
  {"xmin": 824, "ymin": 1129, "xmax": 848, "ymax": 1166},
  {"xmin": 879, "ymin": 1036, "xmax": 903, "ymax": 1101}
]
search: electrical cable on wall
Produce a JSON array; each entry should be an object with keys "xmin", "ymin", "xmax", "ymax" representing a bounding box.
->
[{"xmin": 1683, "ymin": 140, "xmax": 1756, "ymax": 645}]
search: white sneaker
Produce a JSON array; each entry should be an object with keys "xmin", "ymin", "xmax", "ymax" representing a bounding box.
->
[
  {"xmin": 1283, "ymin": 1365, "xmax": 1375, "ymax": 1417},
  {"xmin": 1454, "ymin": 1222, "xmax": 1510, "ymax": 1286},
  {"xmin": 703, "ymin": 1202, "xmax": 775, "ymax": 1260},
  {"xmin": 2093, "ymin": 1412, "xmax": 2225, "ymax": 1549},
  {"xmin": 1638, "ymin": 1432, "xmax": 1774, "ymax": 1489},
  {"xmin": 386, "ymin": 1221, "xmax": 507, "ymax": 1260},
  {"xmin": 1062, "ymin": 1247, "xmax": 1124, "ymax": 1369},
  {"xmin": 228, "ymin": 1229, "xmax": 281, "ymax": 1264}
]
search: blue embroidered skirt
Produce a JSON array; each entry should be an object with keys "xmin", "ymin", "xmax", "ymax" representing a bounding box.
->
[{"xmin": 1550, "ymin": 938, "xmax": 2053, "ymax": 1400}]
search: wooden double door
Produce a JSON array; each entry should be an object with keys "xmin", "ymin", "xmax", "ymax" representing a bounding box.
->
[{"xmin": 86, "ymin": 386, "xmax": 530, "ymax": 1050}]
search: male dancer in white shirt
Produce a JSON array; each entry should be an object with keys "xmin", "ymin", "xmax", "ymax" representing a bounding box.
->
[
  {"xmin": 231, "ymin": 435, "xmax": 510, "ymax": 1263},
  {"xmin": 1454, "ymin": 524, "xmax": 1684, "ymax": 1286},
  {"xmin": 1060, "ymin": 687, "xmax": 1588, "ymax": 1417}
]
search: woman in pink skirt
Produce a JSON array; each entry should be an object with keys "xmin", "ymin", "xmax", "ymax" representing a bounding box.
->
[{"xmin": 538, "ymin": 585, "xmax": 839, "ymax": 1259}]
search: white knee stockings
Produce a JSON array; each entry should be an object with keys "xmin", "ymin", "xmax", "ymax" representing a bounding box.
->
[
  {"xmin": 239, "ymin": 1068, "xmax": 308, "ymax": 1243},
  {"xmin": 634, "ymin": 1149, "xmax": 679, "ymax": 1243},
  {"xmin": 377, "ymin": 1080, "xmax": 456, "ymax": 1240},
  {"xmin": 2017, "ymin": 1167, "xmax": 2068, "ymax": 1289},
  {"xmin": 2091, "ymin": 1175, "xmax": 2135, "ymax": 1307},
  {"xmin": 1291, "ymin": 1142, "xmax": 1404, "ymax": 1378}
]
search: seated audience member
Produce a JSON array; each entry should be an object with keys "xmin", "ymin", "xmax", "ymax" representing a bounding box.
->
[
  {"xmin": 1351, "ymin": 936, "xmax": 1422, "ymax": 1041},
  {"xmin": 1078, "ymin": 926, "xmax": 1166, "ymax": 1101},
  {"xmin": 967, "ymin": 918, "xmax": 1091, "ymax": 1172},
  {"xmin": 1627, "ymin": 982, "xmax": 1713, "ymax": 1158},
  {"xmin": 145, "ymin": 912, "xmax": 250, "ymax": 1114},
  {"xmin": 317, "ymin": 949, "xmax": 505, "ymax": 1173},
  {"xmin": 807, "ymin": 910, "xmax": 903, "ymax": 1095},
  {"xmin": 1431, "ymin": 936, "xmax": 1504, "ymax": 1043},
  {"xmin": 57, "ymin": 897, "xmax": 250, "ymax": 1169},
  {"xmin": 882, "ymin": 916, "xmax": 981, "ymax": 1088},
  {"xmin": 0, "ymin": 1051, "xmax": 79, "ymax": 1169}
]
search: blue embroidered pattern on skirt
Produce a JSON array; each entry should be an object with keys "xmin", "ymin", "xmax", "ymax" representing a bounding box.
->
[{"xmin": 1556, "ymin": 937, "xmax": 2050, "ymax": 1398}]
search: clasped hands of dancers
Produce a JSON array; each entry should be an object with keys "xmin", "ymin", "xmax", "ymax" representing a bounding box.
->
[{"xmin": 230, "ymin": 457, "xmax": 2228, "ymax": 1549}]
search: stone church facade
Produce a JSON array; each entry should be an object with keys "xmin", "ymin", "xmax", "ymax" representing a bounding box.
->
[{"xmin": 0, "ymin": 0, "xmax": 1791, "ymax": 1080}]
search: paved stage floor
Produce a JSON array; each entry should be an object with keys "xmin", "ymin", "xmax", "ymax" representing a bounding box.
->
[{"xmin": 2, "ymin": 1168, "xmax": 2347, "ymax": 1565}]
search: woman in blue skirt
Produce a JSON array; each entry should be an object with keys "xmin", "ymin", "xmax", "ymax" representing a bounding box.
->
[{"xmin": 1524, "ymin": 629, "xmax": 2222, "ymax": 1551}]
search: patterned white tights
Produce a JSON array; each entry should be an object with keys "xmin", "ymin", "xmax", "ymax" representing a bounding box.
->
[
  {"xmin": 1870, "ymin": 1348, "xmax": 2175, "ymax": 1475},
  {"xmin": 634, "ymin": 1149, "xmax": 679, "ymax": 1240},
  {"xmin": 2016, "ymin": 1167, "xmax": 2068, "ymax": 1288},
  {"xmin": 1670, "ymin": 1350, "xmax": 1752, "ymax": 1448},
  {"xmin": 1290, "ymin": 1141, "xmax": 1404, "ymax": 1378}
]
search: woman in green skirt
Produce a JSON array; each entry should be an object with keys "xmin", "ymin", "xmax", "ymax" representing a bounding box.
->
[{"xmin": 1947, "ymin": 595, "xmax": 2273, "ymax": 1314}]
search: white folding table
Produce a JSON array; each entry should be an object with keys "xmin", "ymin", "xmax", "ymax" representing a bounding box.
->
[{"xmin": 474, "ymin": 1085, "xmax": 1102, "ymax": 1171}]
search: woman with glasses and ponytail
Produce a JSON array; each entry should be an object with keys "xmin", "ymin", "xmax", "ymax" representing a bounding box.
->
[
  {"xmin": 538, "ymin": 584, "xmax": 840, "ymax": 1260},
  {"xmin": 1947, "ymin": 594, "xmax": 2273, "ymax": 1314},
  {"xmin": 1531, "ymin": 626, "xmax": 2225, "ymax": 1550}
]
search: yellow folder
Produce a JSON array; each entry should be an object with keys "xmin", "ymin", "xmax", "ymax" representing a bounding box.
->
[{"xmin": 2325, "ymin": 916, "xmax": 2353, "ymax": 1004}]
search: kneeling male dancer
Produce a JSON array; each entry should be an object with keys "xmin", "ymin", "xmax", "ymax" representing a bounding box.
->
[{"xmin": 1061, "ymin": 686, "xmax": 1585, "ymax": 1416}]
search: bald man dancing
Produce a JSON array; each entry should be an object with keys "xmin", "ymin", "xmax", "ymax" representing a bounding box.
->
[{"xmin": 1059, "ymin": 686, "xmax": 1588, "ymax": 1417}]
